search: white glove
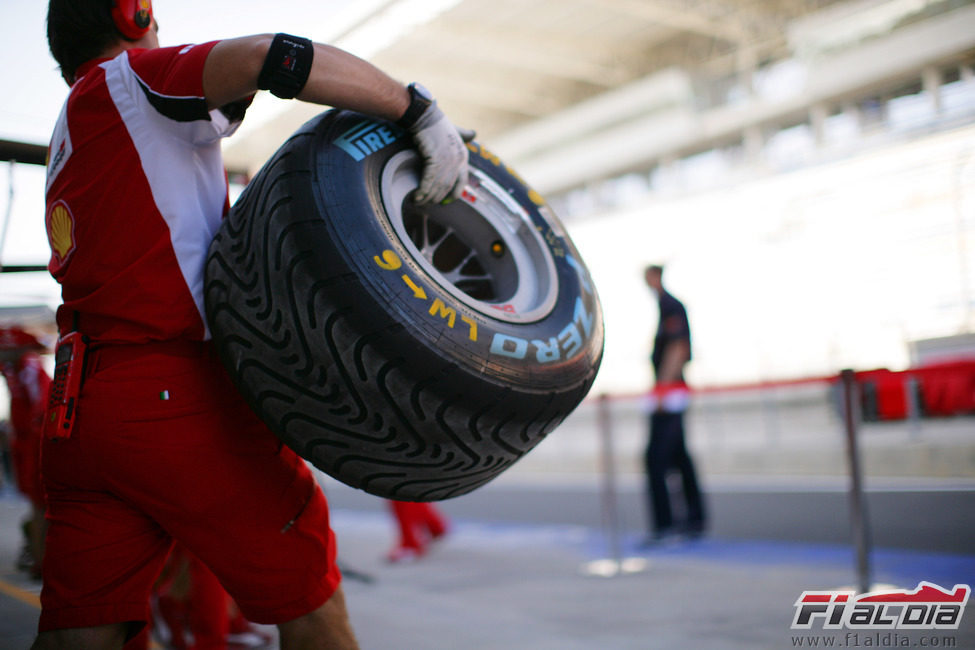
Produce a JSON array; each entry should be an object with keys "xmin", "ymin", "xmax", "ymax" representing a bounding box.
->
[{"xmin": 400, "ymin": 85, "xmax": 470, "ymax": 204}]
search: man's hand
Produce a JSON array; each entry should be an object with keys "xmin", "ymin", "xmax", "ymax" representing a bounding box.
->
[
  {"xmin": 407, "ymin": 103, "xmax": 470, "ymax": 204},
  {"xmin": 397, "ymin": 84, "xmax": 470, "ymax": 204},
  {"xmin": 657, "ymin": 340, "xmax": 690, "ymax": 384}
]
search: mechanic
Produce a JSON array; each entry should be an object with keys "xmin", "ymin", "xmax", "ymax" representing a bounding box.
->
[
  {"xmin": 37, "ymin": 1, "xmax": 470, "ymax": 648},
  {"xmin": 0, "ymin": 328, "xmax": 51, "ymax": 580}
]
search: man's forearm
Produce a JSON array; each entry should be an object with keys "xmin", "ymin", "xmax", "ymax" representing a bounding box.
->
[
  {"xmin": 203, "ymin": 33, "xmax": 467, "ymax": 204},
  {"xmin": 656, "ymin": 340, "xmax": 689, "ymax": 384},
  {"xmin": 297, "ymin": 43, "xmax": 408, "ymax": 121},
  {"xmin": 202, "ymin": 35, "xmax": 409, "ymax": 120}
]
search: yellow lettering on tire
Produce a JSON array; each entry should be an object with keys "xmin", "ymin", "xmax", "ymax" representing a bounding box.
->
[
  {"xmin": 402, "ymin": 274, "xmax": 427, "ymax": 300},
  {"xmin": 429, "ymin": 299, "xmax": 456, "ymax": 328},
  {"xmin": 460, "ymin": 315, "xmax": 478, "ymax": 342},
  {"xmin": 374, "ymin": 249, "xmax": 402, "ymax": 270}
]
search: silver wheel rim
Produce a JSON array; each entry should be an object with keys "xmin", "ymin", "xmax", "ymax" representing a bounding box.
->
[{"xmin": 380, "ymin": 150, "xmax": 559, "ymax": 324}]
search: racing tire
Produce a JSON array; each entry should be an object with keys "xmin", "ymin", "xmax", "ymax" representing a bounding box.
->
[{"xmin": 204, "ymin": 109, "xmax": 603, "ymax": 501}]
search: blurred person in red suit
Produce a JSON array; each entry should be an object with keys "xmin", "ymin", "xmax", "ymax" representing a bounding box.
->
[
  {"xmin": 0, "ymin": 327, "xmax": 52, "ymax": 578},
  {"xmin": 386, "ymin": 500, "xmax": 449, "ymax": 563}
]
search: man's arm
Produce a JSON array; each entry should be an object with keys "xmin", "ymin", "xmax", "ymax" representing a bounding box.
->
[
  {"xmin": 202, "ymin": 35, "xmax": 408, "ymax": 120},
  {"xmin": 655, "ymin": 339, "xmax": 690, "ymax": 385},
  {"xmin": 201, "ymin": 34, "xmax": 466, "ymax": 203}
]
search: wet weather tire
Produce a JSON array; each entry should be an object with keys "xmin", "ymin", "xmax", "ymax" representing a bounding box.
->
[{"xmin": 205, "ymin": 110, "xmax": 603, "ymax": 501}]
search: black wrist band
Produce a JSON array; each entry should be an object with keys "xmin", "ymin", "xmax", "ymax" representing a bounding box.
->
[
  {"xmin": 396, "ymin": 83, "xmax": 434, "ymax": 129},
  {"xmin": 257, "ymin": 34, "xmax": 313, "ymax": 100}
]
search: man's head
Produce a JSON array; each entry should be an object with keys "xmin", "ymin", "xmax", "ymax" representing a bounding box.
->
[
  {"xmin": 48, "ymin": 0, "xmax": 158, "ymax": 85},
  {"xmin": 0, "ymin": 328, "xmax": 46, "ymax": 363},
  {"xmin": 644, "ymin": 264, "xmax": 664, "ymax": 292}
]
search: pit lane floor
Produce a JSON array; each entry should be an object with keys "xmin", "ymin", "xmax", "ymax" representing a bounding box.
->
[{"xmin": 2, "ymin": 474, "xmax": 973, "ymax": 650}]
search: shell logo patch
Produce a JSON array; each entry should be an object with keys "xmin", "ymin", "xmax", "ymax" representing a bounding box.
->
[{"xmin": 46, "ymin": 200, "xmax": 76, "ymax": 268}]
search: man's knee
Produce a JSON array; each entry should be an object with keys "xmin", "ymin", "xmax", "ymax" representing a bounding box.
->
[
  {"xmin": 277, "ymin": 585, "xmax": 359, "ymax": 650},
  {"xmin": 32, "ymin": 623, "xmax": 129, "ymax": 650}
]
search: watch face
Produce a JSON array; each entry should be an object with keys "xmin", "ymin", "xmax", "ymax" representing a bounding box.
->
[
  {"xmin": 397, "ymin": 83, "xmax": 436, "ymax": 128},
  {"xmin": 411, "ymin": 83, "xmax": 433, "ymax": 103}
]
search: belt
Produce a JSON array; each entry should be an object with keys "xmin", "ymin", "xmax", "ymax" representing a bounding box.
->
[{"xmin": 86, "ymin": 340, "xmax": 214, "ymax": 376}]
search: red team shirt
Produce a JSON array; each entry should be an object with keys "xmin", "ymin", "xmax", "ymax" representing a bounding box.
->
[{"xmin": 45, "ymin": 41, "xmax": 241, "ymax": 342}]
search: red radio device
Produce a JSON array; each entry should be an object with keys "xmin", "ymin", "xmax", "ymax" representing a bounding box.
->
[{"xmin": 43, "ymin": 332, "xmax": 88, "ymax": 440}]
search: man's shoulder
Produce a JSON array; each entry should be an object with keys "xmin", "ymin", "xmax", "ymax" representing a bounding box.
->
[
  {"xmin": 659, "ymin": 290, "xmax": 686, "ymax": 312},
  {"xmin": 124, "ymin": 42, "xmax": 220, "ymax": 81}
]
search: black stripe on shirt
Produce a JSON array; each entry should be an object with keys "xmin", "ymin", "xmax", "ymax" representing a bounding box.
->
[{"xmin": 136, "ymin": 77, "xmax": 210, "ymax": 123}]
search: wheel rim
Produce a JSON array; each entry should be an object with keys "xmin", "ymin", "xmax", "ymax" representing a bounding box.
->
[{"xmin": 380, "ymin": 150, "xmax": 559, "ymax": 324}]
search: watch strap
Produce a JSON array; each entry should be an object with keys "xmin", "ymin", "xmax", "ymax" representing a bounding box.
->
[{"xmin": 396, "ymin": 83, "xmax": 434, "ymax": 129}]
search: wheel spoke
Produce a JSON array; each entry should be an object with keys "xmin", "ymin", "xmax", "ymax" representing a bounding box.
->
[
  {"xmin": 439, "ymin": 249, "xmax": 476, "ymax": 283},
  {"xmin": 415, "ymin": 212, "xmax": 450, "ymax": 265}
]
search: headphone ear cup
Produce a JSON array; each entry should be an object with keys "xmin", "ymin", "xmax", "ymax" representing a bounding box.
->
[{"xmin": 111, "ymin": 0, "xmax": 153, "ymax": 40}]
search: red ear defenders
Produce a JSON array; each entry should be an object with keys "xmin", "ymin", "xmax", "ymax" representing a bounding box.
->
[{"xmin": 111, "ymin": 0, "xmax": 153, "ymax": 40}]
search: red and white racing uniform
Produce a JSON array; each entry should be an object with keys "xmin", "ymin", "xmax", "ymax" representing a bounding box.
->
[{"xmin": 40, "ymin": 43, "xmax": 340, "ymax": 636}]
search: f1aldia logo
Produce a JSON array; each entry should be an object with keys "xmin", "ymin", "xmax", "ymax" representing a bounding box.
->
[{"xmin": 792, "ymin": 582, "xmax": 970, "ymax": 630}]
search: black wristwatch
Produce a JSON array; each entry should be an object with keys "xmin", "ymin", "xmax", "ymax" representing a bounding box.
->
[{"xmin": 396, "ymin": 83, "xmax": 434, "ymax": 129}]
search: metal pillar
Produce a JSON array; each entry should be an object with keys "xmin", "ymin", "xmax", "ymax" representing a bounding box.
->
[
  {"xmin": 840, "ymin": 369, "xmax": 872, "ymax": 594},
  {"xmin": 580, "ymin": 394, "xmax": 647, "ymax": 577}
]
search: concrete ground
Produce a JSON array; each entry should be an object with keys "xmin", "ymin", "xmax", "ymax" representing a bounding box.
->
[
  {"xmin": 2, "ymin": 469, "xmax": 973, "ymax": 650},
  {"xmin": 1, "ymin": 401, "xmax": 972, "ymax": 649}
]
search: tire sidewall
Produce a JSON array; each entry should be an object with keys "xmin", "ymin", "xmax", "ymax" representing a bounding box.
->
[{"xmin": 307, "ymin": 111, "xmax": 603, "ymax": 390}]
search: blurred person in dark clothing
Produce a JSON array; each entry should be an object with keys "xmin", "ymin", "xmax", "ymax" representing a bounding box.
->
[{"xmin": 642, "ymin": 265, "xmax": 705, "ymax": 543}]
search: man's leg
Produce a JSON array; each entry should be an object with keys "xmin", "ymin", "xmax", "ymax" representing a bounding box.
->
[
  {"xmin": 390, "ymin": 500, "xmax": 425, "ymax": 550},
  {"xmin": 34, "ymin": 377, "xmax": 174, "ymax": 649},
  {"xmin": 419, "ymin": 502, "xmax": 448, "ymax": 539},
  {"xmin": 277, "ymin": 585, "xmax": 359, "ymax": 650},
  {"xmin": 645, "ymin": 412, "xmax": 680, "ymax": 536},
  {"xmin": 674, "ymin": 415, "xmax": 706, "ymax": 531},
  {"xmin": 31, "ymin": 623, "xmax": 128, "ymax": 650},
  {"xmin": 185, "ymin": 552, "xmax": 231, "ymax": 648}
]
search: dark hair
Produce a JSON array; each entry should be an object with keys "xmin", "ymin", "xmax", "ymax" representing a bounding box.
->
[{"xmin": 47, "ymin": 0, "xmax": 120, "ymax": 81}]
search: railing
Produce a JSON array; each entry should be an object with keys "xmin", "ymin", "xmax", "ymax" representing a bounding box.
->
[{"xmin": 573, "ymin": 363, "xmax": 975, "ymax": 584}]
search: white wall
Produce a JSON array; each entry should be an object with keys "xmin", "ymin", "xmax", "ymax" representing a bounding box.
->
[{"xmin": 568, "ymin": 123, "xmax": 975, "ymax": 395}]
